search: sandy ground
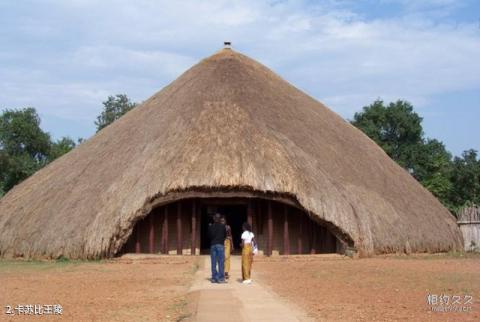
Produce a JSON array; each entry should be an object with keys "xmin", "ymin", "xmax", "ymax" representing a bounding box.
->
[
  {"xmin": 0, "ymin": 255, "xmax": 199, "ymax": 321},
  {"xmin": 189, "ymin": 256, "xmax": 312, "ymax": 321},
  {"xmin": 253, "ymin": 253, "xmax": 480, "ymax": 322},
  {"xmin": 2, "ymin": 253, "xmax": 479, "ymax": 321}
]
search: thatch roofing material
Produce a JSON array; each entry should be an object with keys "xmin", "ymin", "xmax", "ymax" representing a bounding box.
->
[{"xmin": 0, "ymin": 49, "xmax": 463, "ymax": 259}]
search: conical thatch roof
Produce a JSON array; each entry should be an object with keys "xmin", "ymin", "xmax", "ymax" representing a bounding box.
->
[{"xmin": 0, "ymin": 48, "xmax": 462, "ymax": 259}]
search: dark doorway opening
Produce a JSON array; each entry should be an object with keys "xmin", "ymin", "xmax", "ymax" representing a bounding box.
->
[
  {"xmin": 200, "ymin": 206, "xmax": 213, "ymax": 252},
  {"xmin": 200, "ymin": 203, "xmax": 247, "ymax": 254}
]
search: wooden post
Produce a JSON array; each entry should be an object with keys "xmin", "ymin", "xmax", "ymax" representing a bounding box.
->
[
  {"xmin": 135, "ymin": 225, "xmax": 141, "ymax": 254},
  {"xmin": 197, "ymin": 206, "xmax": 201, "ymax": 254},
  {"xmin": 163, "ymin": 206, "xmax": 169, "ymax": 254},
  {"xmin": 310, "ymin": 216, "xmax": 316, "ymax": 254},
  {"xmin": 318, "ymin": 226, "xmax": 329, "ymax": 253},
  {"xmin": 297, "ymin": 210, "xmax": 303, "ymax": 254},
  {"xmin": 283, "ymin": 205, "xmax": 290, "ymax": 255},
  {"xmin": 149, "ymin": 213, "xmax": 155, "ymax": 254},
  {"xmin": 247, "ymin": 200, "xmax": 253, "ymax": 227},
  {"xmin": 177, "ymin": 202, "xmax": 182, "ymax": 255},
  {"xmin": 191, "ymin": 200, "xmax": 196, "ymax": 256},
  {"xmin": 267, "ymin": 200, "xmax": 273, "ymax": 256},
  {"xmin": 257, "ymin": 199, "xmax": 264, "ymax": 234}
]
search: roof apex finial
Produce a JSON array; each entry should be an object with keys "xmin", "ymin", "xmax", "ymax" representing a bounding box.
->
[{"xmin": 224, "ymin": 41, "xmax": 231, "ymax": 49}]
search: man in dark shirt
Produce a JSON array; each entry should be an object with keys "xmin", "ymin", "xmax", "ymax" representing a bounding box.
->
[{"xmin": 208, "ymin": 213, "xmax": 226, "ymax": 283}]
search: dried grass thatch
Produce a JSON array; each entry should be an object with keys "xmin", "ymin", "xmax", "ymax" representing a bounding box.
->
[{"xmin": 0, "ymin": 49, "xmax": 463, "ymax": 259}]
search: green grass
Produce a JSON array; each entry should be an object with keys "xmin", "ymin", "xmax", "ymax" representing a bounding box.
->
[
  {"xmin": 168, "ymin": 297, "xmax": 191, "ymax": 322},
  {"xmin": 385, "ymin": 251, "xmax": 480, "ymax": 260},
  {"xmin": 0, "ymin": 258, "xmax": 106, "ymax": 273},
  {"xmin": 191, "ymin": 260, "xmax": 200, "ymax": 273},
  {"xmin": 169, "ymin": 259, "xmax": 200, "ymax": 321}
]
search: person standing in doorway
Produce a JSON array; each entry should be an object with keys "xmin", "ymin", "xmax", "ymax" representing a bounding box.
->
[
  {"xmin": 241, "ymin": 222, "xmax": 255, "ymax": 284},
  {"xmin": 221, "ymin": 216, "xmax": 234, "ymax": 280},
  {"xmin": 208, "ymin": 213, "xmax": 226, "ymax": 283}
]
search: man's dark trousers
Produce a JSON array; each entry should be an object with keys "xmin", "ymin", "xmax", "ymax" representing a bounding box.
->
[{"xmin": 210, "ymin": 244, "xmax": 225, "ymax": 282}]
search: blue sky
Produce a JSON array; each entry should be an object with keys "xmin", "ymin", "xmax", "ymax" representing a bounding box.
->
[{"xmin": 0, "ymin": 0, "xmax": 479, "ymax": 156}]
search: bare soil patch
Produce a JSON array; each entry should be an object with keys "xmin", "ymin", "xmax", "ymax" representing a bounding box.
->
[
  {"xmin": 254, "ymin": 253, "xmax": 480, "ymax": 321},
  {"xmin": 0, "ymin": 255, "xmax": 199, "ymax": 321}
]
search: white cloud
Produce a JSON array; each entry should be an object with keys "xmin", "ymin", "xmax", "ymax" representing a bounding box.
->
[
  {"xmin": 0, "ymin": 0, "xmax": 479, "ymax": 143},
  {"xmin": 71, "ymin": 46, "xmax": 196, "ymax": 78}
]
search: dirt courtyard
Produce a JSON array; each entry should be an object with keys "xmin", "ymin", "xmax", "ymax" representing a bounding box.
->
[
  {"xmin": 0, "ymin": 256, "xmax": 199, "ymax": 321},
  {"xmin": 1, "ymin": 253, "xmax": 479, "ymax": 321},
  {"xmin": 254, "ymin": 253, "xmax": 480, "ymax": 321}
]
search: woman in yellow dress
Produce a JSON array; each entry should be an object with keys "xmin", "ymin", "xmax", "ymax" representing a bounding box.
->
[
  {"xmin": 240, "ymin": 222, "xmax": 255, "ymax": 284},
  {"xmin": 221, "ymin": 216, "xmax": 234, "ymax": 280}
]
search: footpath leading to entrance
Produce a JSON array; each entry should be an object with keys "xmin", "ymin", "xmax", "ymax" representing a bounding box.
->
[{"xmin": 189, "ymin": 256, "xmax": 313, "ymax": 322}]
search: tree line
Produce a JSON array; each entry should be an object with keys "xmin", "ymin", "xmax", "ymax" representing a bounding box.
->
[
  {"xmin": 352, "ymin": 100, "xmax": 479, "ymax": 213},
  {"xmin": 0, "ymin": 96, "xmax": 478, "ymax": 215},
  {"xmin": 0, "ymin": 94, "xmax": 135, "ymax": 196}
]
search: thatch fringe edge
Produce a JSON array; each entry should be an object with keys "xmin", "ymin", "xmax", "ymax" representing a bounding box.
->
[{"xmin": 101, "ymin": 185, "xmax": 356, "ymax": 260}]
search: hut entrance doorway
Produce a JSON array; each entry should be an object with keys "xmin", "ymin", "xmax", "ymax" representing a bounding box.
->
[
  {"xmin": 120, "ymin": 196, "xmax": 346, "ymax": 256},
  {"xmin": 200, "ymin": 203, "xmax": 247, "ymax": 254}
]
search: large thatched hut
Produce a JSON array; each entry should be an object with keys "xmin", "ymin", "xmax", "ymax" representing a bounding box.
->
[{"xmin": 0, "ymin": 47, "xmax": 463, "ymax": 259}]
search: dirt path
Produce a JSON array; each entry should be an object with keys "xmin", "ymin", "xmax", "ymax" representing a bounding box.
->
[{"xmin": 189, "ymin": 256, "xmax": 313, "ymax": 322}]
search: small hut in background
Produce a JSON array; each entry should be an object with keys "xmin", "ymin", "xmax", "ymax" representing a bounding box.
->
[{"xmin": 457, "ymin": 205, "xmax": 480, "ymax": 252}]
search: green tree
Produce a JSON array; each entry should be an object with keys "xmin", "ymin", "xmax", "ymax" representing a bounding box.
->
[
  {"xmin": 95, "ymin": 94, "xmax": 137, "ymax": 132},
  {"xmin": 351, "ymin": 100, "xmax": 456, "ymax": 208},
  {"xmin": 412, "ymin": 139, "xmax": 453, "ymax": 206},
  {"xmin": 450, "ymin": 150, "xmax": 480, "ymax": 208},
  {"xmin": 49, "ymin": 137, "xmax": 77, "ymax": 161},
  {"xmin": 0, "ymin": 108, "xmax": 80, "ymax": 196},
  {"xmin": 0, "ymin": 108, "xmax": 51, "ymax": 193},
  {"xmin": 351, "ymin": 100, "xmax": 423, "ymax": 170},
  {"xmin": 351, "ymin": 99, "xmax": 480, "ymax": 213}
]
